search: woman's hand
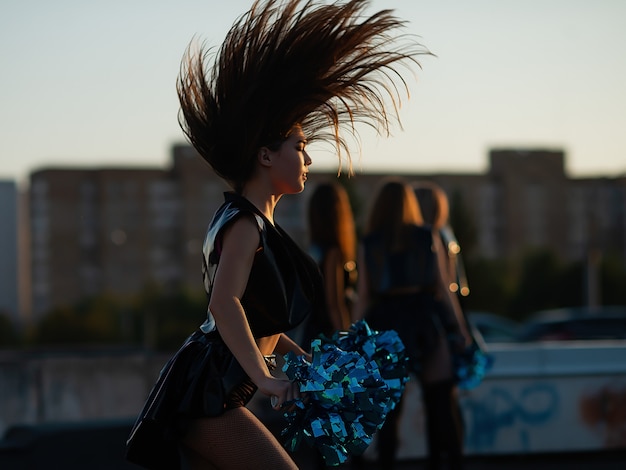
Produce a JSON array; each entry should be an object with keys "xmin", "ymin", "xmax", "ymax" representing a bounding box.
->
[{"xmin": 257, "ymin": 376, "xmax": 301, "ymax": 410}]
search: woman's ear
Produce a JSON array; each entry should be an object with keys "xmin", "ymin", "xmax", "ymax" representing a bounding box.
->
[{"xmin": 257, "ymin": 147, "xmax": 272, "ymax": 168}]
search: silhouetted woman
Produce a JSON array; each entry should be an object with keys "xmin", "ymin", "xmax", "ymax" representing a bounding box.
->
[
  {"xmin": 354, "ymin": 179, "xmax": 470, "ymax": 470},
  {"xmin": 300, "ymin": 181, "xmax": 357, "ymax": 346},
  {"xmin": 126, "ymin": 1, "xmax": 427, "ymax": 469}
]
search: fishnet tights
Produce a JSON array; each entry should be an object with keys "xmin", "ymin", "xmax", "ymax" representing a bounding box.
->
[{"xmin": 180, "ymin": 407, "xmax": 298, "ymax": 470}]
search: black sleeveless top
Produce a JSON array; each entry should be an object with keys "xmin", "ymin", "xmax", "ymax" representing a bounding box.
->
[
  {"xmin": 363, "ymin": 224, "xmax": 437, "ymax": 295},
  {"xmin": 200, "ymin": 192, "xmax": 323, "ymax": 338}
]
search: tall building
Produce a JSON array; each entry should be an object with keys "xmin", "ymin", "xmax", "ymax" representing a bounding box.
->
[
  {"xmin": 324, "ymin": 149, "xmax": 624, "ymax": 264},
  {"xmin": 28, "ymin": 147, "xmax": 236, "ymax": 320},
  {"xmin": 421, "ymin": 149, "xmax": 572, "ymax": 260},
  {"xmin": 0, "ymin": 180, "xmax": 19, "ymax": 324},
  {"xmin": 28, "ymin": 146, "xmax": 626, "ymax": 319}
]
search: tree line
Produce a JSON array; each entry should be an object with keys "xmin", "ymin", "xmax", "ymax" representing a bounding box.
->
[
  {"xmin": 1, "ymin": 184, "xmax": 625, "ymax": 350},
  {"xmin": 1, "ymin": 248, "xmax": 625, "ymax": 350}
]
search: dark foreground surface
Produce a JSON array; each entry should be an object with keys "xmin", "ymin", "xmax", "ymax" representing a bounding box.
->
[
  {"xmin": 0, "ymin": 418, "xmax": 624, "ymax": 469},
  {"xmin": 303, "ymin": 451, "xmax": 626, "ymax": 470}
]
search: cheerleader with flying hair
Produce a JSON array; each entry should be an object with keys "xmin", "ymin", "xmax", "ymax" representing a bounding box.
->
[{"xmin": 126, "ymin": 1, "xmax": 428, "ymax": 468}]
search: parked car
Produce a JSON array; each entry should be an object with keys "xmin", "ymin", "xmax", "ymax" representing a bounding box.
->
[
  {"xmin": 518, "ymin": 306, "xmax": 626, "ymax": 342},
  {"xmin": 466, "ymin": 311, "xmax": 521, "ymax": 343}
]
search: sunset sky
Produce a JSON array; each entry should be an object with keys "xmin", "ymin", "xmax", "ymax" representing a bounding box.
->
[{"xmin": 1, "ymin": 0, "xmax": 625, "ymax": 186}]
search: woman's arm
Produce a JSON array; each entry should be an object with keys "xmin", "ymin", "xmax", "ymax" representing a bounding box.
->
[
  {"xmin": 209, "ymin": 215, "xmax": 299, "ymax": 407},
  {"xmin": 274, "ymin": 333, "xmax": 310, "ymax": 360},
  {"xmin": 323, "ymin": 247, "xmax": 351, "ymax": 331},
  {"xmin": 432, "ymin": 234, "xmax": 472, "ymax": 350},
  {"xmin": 352, "ymin": 244, "xmax": 370, "ymax": 323}
]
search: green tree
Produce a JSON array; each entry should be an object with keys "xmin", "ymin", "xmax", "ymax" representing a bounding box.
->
[
  {"xmin": 463, "ymin": 257, "xmax": 512, "ymax": 316},
  {"xmin": 553, "ymin": 260, "xmax": 585, "ymax": 308},
  {"xmin": 33, "ymin": 295, "xmax": 125, "ymax": 345},
  {"xmin": 600, "ymin": 253, "xmax": 626, "ymax": 305},
  {"xmin": 132, "ymin": 285, "xmax": 206, "ymax": 351},
  {"xmin": 30, "ymin": 287, "xmax": 206, "ymax": 349},
  {"xmin": 0, "ymin": 312, "xmax": 20, "ymax": 348},
  {"xmin": 508, "ymin": 249, "xmax": 563, "ymax": 320}
]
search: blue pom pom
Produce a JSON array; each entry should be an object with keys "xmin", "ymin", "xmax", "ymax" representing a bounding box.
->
[
  {"xmin": 279, "ymin": 320, "xmax": 409, "ymax": 466},
  {"xmin": 454, "ymin": 342, "xmax": 494, "ymax": 390}
]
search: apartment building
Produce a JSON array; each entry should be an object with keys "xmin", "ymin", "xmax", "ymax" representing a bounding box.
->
[
  {"xmin": 28, "ymin": 146, "xmax": 626, "ymax": 319},
  {"xmin": 0, "ymin": 180, "xmax": 19, "ymax": 323}
]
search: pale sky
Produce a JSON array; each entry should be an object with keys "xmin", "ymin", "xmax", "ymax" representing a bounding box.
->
[{"xmin": 1, "ymin": 0, "xmax": 625, "ymax": 187}]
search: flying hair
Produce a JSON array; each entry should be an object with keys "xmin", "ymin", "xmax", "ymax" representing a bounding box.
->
[{"xmin": 177, "ymin": 0, "xmax": 430, "ymax": 191}]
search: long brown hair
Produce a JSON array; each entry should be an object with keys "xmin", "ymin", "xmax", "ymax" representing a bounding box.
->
[
  {"xmin": 365, "ymin": 178, "xmax": 423, "ymax": 251},
  {"xmin": 308, "ymin": 182, "xmax": 357, "ymax": 264},
  {"xmin": 177, "ymin": 0, "xmax": 429, "ymax": 191}
]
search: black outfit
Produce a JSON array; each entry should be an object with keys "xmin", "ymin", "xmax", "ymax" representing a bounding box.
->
[
  {"xmin": 126, "ymin": 192, "xmax": 323, "ymax": 470},
  {"xmin": 361, "ymin": 224, "xmax": 463, "ymax": 470},
  {"xmin": 363, "ymin": 225, "xmax": 442, "ymax": 370},
  {"xmin": 422, "ymin": 379, "xmax": 464, "ymax": 470}
]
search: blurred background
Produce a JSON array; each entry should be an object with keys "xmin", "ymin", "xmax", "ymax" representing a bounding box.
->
[{"xmin": 1, "ymin": 0, "xmax": 625, "ymax": 468}]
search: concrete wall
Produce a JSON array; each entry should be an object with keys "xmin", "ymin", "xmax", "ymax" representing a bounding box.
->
[
  {"xmin": 2, "ymin": 342, "xmax": 626, "ymax": 456},
  {"xmin": 394, "ymin": 341, "xmax": 626, "ymax": 458},
  {"xmin": 0, "ymin": 349, "xmax": 167, "ymax": 437}
]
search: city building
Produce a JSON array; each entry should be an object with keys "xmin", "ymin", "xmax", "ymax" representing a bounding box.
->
[
  {"xmin": 0, "ymin": 180, "xmax": 19, "ymax": 325},
  {"xmin": 27, "ymin": 146, "xmax": 626, "ymax": 320}
]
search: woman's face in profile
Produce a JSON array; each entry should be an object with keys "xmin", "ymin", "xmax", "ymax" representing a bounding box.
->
[{"xmin": 268, "ymin": 126, "xmax": 312, "ymax": 194}]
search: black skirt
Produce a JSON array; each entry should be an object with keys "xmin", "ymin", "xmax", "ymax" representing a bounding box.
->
[{"xmin": 125, "ymin": 329, "xmax": 260, "ymax": 470}]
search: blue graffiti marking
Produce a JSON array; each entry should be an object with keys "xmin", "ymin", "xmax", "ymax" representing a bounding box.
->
[{"xmin": 463, "ymin": 382, "xmax": 559, "ymax": 451}]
